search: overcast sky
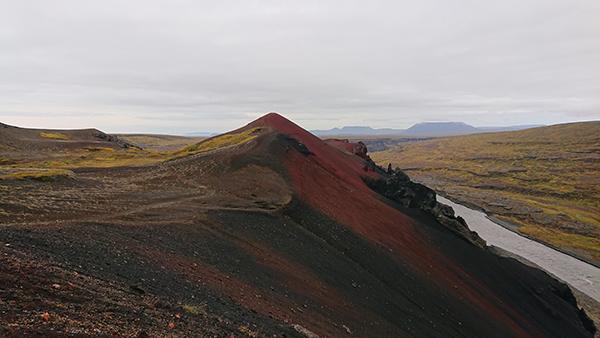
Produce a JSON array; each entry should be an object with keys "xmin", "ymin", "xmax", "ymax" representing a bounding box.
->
[{"xmin": 1, "ymin": 0, "xmax": 599, "ymax": 133}]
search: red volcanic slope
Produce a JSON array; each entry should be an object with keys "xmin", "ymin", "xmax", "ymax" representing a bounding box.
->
[
  {"xmin": 248, "ymin": 113, "xmax": 381, "ymax": 192},
  {"xmin": 248, "ymin": 113, "xmax": 553, "ymax": 337}
]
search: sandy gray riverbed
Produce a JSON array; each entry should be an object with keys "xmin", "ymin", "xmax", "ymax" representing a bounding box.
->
[{"xmin": 438, "ymin": 196, "xmax": 600, "ymax": 303}]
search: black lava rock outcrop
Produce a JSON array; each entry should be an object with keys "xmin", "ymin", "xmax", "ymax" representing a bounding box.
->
[
  {"xmin": 94, "ymin": 130, "xmax": 138, "ymax": 149},
  {"xmin": 366, "ymin": 167, "xmax": 486, "ymax": 247}
]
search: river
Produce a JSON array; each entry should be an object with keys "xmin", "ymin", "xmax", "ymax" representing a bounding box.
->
[{"xmin": 438, "ymin": 196, "xmax": 600, "ymax": 303}]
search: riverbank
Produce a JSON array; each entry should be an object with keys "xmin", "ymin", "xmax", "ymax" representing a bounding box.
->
[
  {"xmin": 437, "ymin": 194, "xmax": 600, "ymax": 331},
  {"xmin": 489, "ymin": 244, "xmax": 600, "ymax": 333},
  {"xmin": 371, "ymin": 123, "xmax": 600, "ymax": 269},
  {"xmin": 438, "ymin": 192, "xmax": 600, "ymax": 270}
]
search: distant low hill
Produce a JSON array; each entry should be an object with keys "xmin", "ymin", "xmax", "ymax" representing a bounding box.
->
[
  {"xmin": 0, "ymin": 122, "xmax": 132, "ymax": 152},
  {"xmin": 0, "ymin": 123, "xmax": 178, "ymax": 171},
  {"xmin": 312, "ymin": 122, "xmax": 542, "ymax": 137},
  {"xmin": 477, "ymin": 124, "xmax": 544, "ymax": 132},
  {"xmin": 115, "ymin": 134, "xmax": 205, "ymax": 151},
  {"xmin": 372, "ymin": 121, "xmax": 600, "ymax": 266}
]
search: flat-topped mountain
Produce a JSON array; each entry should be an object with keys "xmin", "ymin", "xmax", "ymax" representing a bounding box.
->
[
  {"xmin": 312, "ymin": 121, "xmax": 540, "ymax": 137},
  {"xmin": 403, "ymin": 121, "xmax": 479, "ymax": 136}
]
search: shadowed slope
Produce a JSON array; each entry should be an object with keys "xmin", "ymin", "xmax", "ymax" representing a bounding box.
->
[{"xmin": 243, "ymin": 113, "xmax": 595, "ymax": 337}]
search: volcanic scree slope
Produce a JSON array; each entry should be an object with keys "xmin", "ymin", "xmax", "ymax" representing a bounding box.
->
[{"xmin": 0, "ymin": 113, "xmax": 595, "ymax": 337}]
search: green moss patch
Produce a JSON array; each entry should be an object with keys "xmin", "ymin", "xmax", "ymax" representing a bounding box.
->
[
  {"xmin": 177, "ymin": 127, "xmax": 262, "ymax": 156},
  {"xmin": 39, "ymin": 132, "xmax": 70, "ymax": 140}
]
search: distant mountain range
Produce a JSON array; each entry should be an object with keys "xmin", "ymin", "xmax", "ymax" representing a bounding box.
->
[{"xmin": 312, "ymin": 122, "xmax": 543, "ymax": 137}]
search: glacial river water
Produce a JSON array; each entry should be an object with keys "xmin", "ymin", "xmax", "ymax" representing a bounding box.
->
[{"xmin": 438, "ymin": 196, "xmax": 600, "ymax": 303}]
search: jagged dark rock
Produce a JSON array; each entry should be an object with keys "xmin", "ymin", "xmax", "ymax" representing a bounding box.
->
[
  {"xmin": 94, "ymin": 131, "xmax": 138, "ymax": 149},
  {"xmin": 283, "ymin": 135, "xmax": 314, "ymax": 155},
  {"xmin": 352, "ymin": 141, "xmax": 369, "ymax": 160},
  {"xmin": 365, "ymin": 168, "xmax": 486, "ymax": 248}
]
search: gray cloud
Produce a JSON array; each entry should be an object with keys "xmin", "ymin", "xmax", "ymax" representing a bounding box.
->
[{"xmin": 1, "ymin": 0, "xmax": 599, "ymax": 133}]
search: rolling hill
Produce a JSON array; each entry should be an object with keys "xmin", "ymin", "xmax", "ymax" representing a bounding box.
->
[
  {"xmin": 0, "ymin": 122, "xmax": 132, "ymax": 152},
  {"xmin": 115, "ymin": 134, "xmax": 205, "ymax": 152},
  {"xmin": 372, "ymin": 121, "xmax": 600, "ymax": 267},
  {"xmin": 0, "ymin": 124, "xmax": 193, "ymax": 179},
  {"xmin": 0, "ymin": 114, "xmax": 595, "ymax": 337}
]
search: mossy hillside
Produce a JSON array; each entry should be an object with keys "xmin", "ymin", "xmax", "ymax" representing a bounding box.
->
[
  {"xmin": 1, "ymin": 148, "xmax": 170, "ymax": 172},
  {"xmin": 178, "ymin": 128, "xmax": 262, "ymax": 155},
  {"xmin": 0, "ymin": 129, "xmax": 262, "ymax": 174},
  {"xmin": 372, "ymin": 121, "xmax": 600, "ymax": 265},
  {"xmin": 117, "ymin": 135, "xmax": 205, "ymax": 151}
]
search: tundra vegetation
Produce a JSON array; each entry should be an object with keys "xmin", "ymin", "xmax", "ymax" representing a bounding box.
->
[
  {"xmin": 176, "ymin": 127, "xmax": 261, "ymax": 156},
  {"xmin": 39, "ymin": 132, "xmax": 70, "ymax": 140},
  {"xmin": 115, "ymin": 134, "xmax": 206, "ymax": 152},
  {"xmin": 372, "ymin": 121, "xmax": 600, "ymax": 266},
  {"xmin": 0, "ymin": 129, "xmax": 259, "ymax": 181}
]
